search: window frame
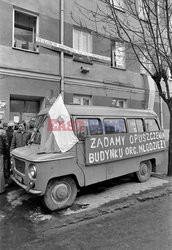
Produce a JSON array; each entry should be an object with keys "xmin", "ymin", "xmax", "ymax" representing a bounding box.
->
[
  {"xmin": 127, "ymin": 118, "xmax": 145, "ymax": 133},
  {"xmin": 75, "ymin": 118, "xmax": 103, "ymax": 139},
  {"xmin": 144, "ymin": 118, "xmax": 160, "ymax": 132},
  {"xmin": 111, "ymin": 41, "xmax": 126, "ymax": 69},
  {"xmin": 104, "ymin": 118, "xmax": 126, "ymax": 134},
  {"xmin": 12, "ymin": 8, "xmax": 39, "ymax": 53},
  {"xmin": 112, "ymin": 99, "xmax": 126, "ymax": 108},
  {"xmin": 73, "ymin": 28, "xmax": 92, "ymax": 53},
  {"xmin": 73, "ymin": 95, "xmax": 92, "ymax": 106}
]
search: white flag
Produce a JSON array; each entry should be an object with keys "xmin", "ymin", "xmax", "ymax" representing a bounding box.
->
[{"xmin": 48, "ymin": 94, "xmax": 78, "ymax": 153}]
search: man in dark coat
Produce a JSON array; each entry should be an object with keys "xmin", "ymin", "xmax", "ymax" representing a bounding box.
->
[
  {"xmin": 0, "ymin": 121, "xmax": 9, "ymax": 181},
  {"xmin": 0, "ymin": 124, "xmax": 9, "ymax": 156},
  {"xmin": 6, "ymin": 122, "xmax": 14, "ymax": 147},
  {"xmin": 5, "ymin": 122, "xmax": 14, "ymax": 178},
  {"xmin": 10, "ymin": 121, "xmax": 31, "ymax": 151}
]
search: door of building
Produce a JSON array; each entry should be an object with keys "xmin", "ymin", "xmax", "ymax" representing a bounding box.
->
[{"xmin": 10, "ymin": 99, "xmax": 40, "ymax": 123}]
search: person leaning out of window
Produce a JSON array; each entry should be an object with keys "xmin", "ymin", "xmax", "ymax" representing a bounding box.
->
[{"xmin": 10, "ymin": 121, "xmax": 31, "ymax": 152}]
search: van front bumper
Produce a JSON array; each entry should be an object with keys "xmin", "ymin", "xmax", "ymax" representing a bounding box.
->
[{"xmin": 11, "ymin": 175, "xmax": 42, "ymax": 195}]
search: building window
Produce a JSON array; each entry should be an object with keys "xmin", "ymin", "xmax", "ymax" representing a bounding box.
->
[
  {"xmin": 73, "ymin": 95, "xmax": 92, "ymax": 106},
  {"xmin": 112, "ymin": 42, "xmax": 126, "ymax": 69},
  {"xmin": 10, "ymin": 99, "xmax": 40, "ymax": 123},
  {"xmin": 112, "ymin": 99, "xmax": 126, "ymax": 108},
  {"xmin": 73, "ymin": 29, "xmax": 92, "ymax": 53},
  {"xmin": 110, "ymin": 0, "xmax": 124, "ymax": 10},
  {"xmin": 13, "ymin": 9, "xmax": 38, "ymax": 52}
]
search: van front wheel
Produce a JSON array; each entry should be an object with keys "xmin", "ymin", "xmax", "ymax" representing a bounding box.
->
[
  {"xmin": 135, "ymin": 161, "xmax": 152, "ymax": 182},
  {"xmin": 43, "ymin": 177, "xmax": 77, "ymax": 211}
]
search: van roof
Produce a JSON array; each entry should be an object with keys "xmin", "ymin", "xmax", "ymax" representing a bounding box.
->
[{"xmin": 38, "ymin": 105, "xmax": 157, "ymax": 118}]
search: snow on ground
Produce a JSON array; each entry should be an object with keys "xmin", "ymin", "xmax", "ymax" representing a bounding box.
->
[
  {"xmin": 3, "ymin": 177, "xmax": 169, "ymax": 221},
  {"xmin": 63, "ymin": 177, "xmax": 169, "ymax": 215},
  {"xmin": 29, "ymin": 211, "xmax": 52, "ymax": 222},
  {"xmin": 6, "ymin": 189, "xmax": 31, "ymax": 208}
]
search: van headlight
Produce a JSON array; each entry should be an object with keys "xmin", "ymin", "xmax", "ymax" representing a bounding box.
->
[{"xmin": 28, "ymin": 164, "xmax": 37, "ymax": 179}]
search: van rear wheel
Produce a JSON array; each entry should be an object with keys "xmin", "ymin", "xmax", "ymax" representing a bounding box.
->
[
  {"xmin": 135, "ymin": 161, "xmax": 152, "ymax": 182},
  {"xmin": 43, "ymin": 177, "xmax": 77, "ymax": 211}
]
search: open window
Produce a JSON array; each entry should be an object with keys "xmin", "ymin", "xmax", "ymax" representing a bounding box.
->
[{"xmin": 13, "ymin": 9, "xmax": 39, "ymax": 52}]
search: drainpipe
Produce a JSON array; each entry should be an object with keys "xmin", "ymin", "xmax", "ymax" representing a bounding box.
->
[{"xmin": 60, "ymin": 0, "xmax": 64, "ymax": 99}]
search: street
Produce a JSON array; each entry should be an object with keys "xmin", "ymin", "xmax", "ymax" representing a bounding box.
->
[
  {"xmin": 0, "ymin": 173, "xmax": 172, "ymax": 250},
  {"xmin": 20, "ymin": 193, "xmax": 172, "ymax": 250}
]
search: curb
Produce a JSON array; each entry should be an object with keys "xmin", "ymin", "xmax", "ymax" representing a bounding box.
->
[{"xmin": 39, "ymin": 176, "xmax": 172, "ymax": 235}]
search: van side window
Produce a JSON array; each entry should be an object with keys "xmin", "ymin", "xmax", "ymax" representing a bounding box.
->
[
  {"xmin": 136, "ymin": 119, "xmax": 144, "ymax": 132},
  {"xmin": 88, "ymin": 119, "xmax": 103, "ymax": 135},
  {"xmin": 127, "ymin": 119, "xmax": 144, "ymax": 133},
  {"xmin": 104, "ymin": 119, "xmax": 126, "ymax": 134},
  {"xmin": 76, "ymin": 118, "xmax": 103, "ymax": 139},
  {"xmin": 145, "ymin": 119, "xmax": 159, "ymax": 131}
]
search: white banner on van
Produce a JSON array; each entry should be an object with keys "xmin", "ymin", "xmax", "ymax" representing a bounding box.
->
[{"xmin": 48, "ymin": 94, "xmax": 78, "ymax": 153}]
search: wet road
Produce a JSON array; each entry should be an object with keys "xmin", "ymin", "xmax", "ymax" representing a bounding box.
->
[
  {"xmin": 0, "ymin": 175, "xmax": 171, "ymax": 250},
  {"xmin": 5, "ymin": 193, "xmax": 172, "ymax": 250}
]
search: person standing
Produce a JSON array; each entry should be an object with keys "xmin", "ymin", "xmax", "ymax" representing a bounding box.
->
[
  {"xmin": 6, "ymin": 122, "xmax": 14, "ymax": 146},
  {"xmin": 4, "ymin": 122, "xmax": 14, "ymax": 179},
  {"xmin": 0, "ymin": 121, "xmax": 9, "ymax": 193},
  {"xmin": 10, "ymin": 121, "xmax": 31, "ymax": 151}
]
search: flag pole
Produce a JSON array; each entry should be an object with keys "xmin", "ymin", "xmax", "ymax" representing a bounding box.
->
[{"xmin": 60, "ymin": 0, "xmax": 64, "ymax": 99}]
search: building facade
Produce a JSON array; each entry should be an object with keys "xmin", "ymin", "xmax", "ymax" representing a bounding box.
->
[{"xmin": 0, "ymin": 0, "xmax": 167, "ymax": 131}]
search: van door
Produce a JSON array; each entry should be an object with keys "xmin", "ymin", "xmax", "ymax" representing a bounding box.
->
[{"xmin": 75, "ymin": 118, "xmax": 106, "ymax": 186}]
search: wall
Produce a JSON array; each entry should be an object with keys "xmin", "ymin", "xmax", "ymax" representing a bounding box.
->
[{"xmin": 0, "ymin": 0, "xmax": 150, "ymax": 122}]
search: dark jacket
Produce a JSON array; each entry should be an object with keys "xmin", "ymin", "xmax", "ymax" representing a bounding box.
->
[
  {"xmin": 6, "ymin": 128, "xmax": 14, "ymax": 147},
  {"xmin": 0, "ymin": 128, "xmax": 9, "ymax": 155},
  {"xmin": 10, "ymin": 130, "xmax": 31, "ymax": 151}
]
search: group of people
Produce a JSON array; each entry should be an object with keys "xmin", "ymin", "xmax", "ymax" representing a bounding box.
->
[{"xmin": 0, "ymin": 118, "xmax": 36, "ymax": 183}]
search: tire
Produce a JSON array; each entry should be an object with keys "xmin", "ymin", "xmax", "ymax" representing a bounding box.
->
[
  {"xmin": 135, "ymin": 161, "xmax": 152, "ymax": 182},
  {"xmin": 43, "ymin": 177, "xmax": 77, "ymax": 211}
]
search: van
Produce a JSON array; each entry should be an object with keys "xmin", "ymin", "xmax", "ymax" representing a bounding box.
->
[{"xmin": 11, "ymin": 105, "xmax": 166, "ymax": 211}]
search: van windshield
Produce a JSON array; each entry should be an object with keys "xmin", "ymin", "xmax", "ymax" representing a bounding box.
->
[
  {"xmin": 29, "ymin": 114, "xmax": 47, "ymax": 144},
  {"xmin": 35, "ymin": 114, "xmax": 46, "ymax": 129}
]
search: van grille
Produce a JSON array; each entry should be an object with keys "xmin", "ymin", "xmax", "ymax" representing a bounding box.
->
[{"xmin": 15, "ymin": 159, "xmax": 25, "ymax": 174}]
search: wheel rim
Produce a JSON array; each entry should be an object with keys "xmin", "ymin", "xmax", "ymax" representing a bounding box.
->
[
  {"xmin": 51, "ymin": 183, "xmax": 71, "ymax": 204},
  {"xmin": 140, "ymin": 163, "xmax": 150, "ymax": 177}
]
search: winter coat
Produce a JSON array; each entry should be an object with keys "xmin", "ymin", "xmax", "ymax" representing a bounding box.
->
[
  {"xmin": 10, "ymin": 130, "xmax": 31, "ymax": 151},
  {"xmin": 0, "ymin": 128, "xmax": 9, "ymax": 155},
  {"xmin": 6, "ymin": 128, "xmax": 14, "ymax": 147}
]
